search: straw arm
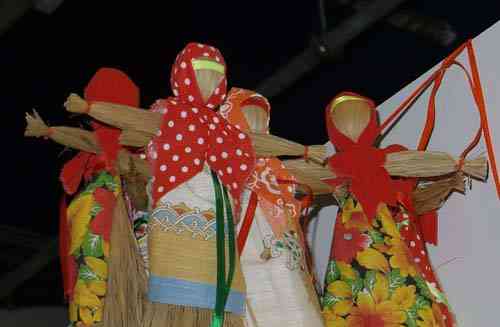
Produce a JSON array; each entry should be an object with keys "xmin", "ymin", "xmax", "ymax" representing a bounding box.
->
[
  {"xmin": 385, "ymin": 150, "xmax": 487, "ymax": 180},
  {"xmin": 249, "ymin": 132, "xmax": 326, "ymax": 164},
  {"xmin": 64, "ymin": 93, "xmax": 162, "ymax": 134},
  {"xmin": 50, "ymin": 126, "xmax": 100, "ymax": 153},
  {"xmin": 284, "ymin": 158, "xmax": 465, "ymax": 214},
  {"xmin": 24, "ymin": 110, "xmax": 100, "ymax": 153}
]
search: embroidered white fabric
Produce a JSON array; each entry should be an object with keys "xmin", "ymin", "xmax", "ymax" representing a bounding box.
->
[{"xmin": 238, "ymin": 189, "xmax": 324, "ymax": 327}]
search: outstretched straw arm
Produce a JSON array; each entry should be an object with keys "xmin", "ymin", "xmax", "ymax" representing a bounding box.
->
[
  {"xmin": 25, "ymin": 110, "xmax": 99, "ymax": 153},
  {"xmin": 25, "ymin": 110, "xmax": 151, "ymax": 178},
  {"xmin": 64, "ymin": 93, "xmax": 162, "ymax": 137}
]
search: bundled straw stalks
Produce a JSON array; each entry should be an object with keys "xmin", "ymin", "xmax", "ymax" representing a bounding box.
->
[
  {"xmin": 65, "ymin": 93, "xmax": 162, "ymax": 135},
  {"xmin": 25, "ymin": 110, "xmax": 99, "ymax": 154},
  {"xmin": 412, "ymin": 174, "xmax": 466, "ymax": 215},
  {"xmin": 25, "ymin": 110, "xmax": 151, "ymax": 181},
  {"xmin": 284, "ymin": 151, "xmax": 487, "ymax": 183},
  {"xmin": 103, "ymin": 195, "xmax": 148, "ymax": 327},
  {"xmin": 249, "ymin": 133, "xmax": 326, "ymax": 164},
  {"xmin": 144, "ymin": 302, "xmax": 244, "ymax": 327},
  {"xmin": 385, "ymin": 151, "xmax": 488, "ymax": 180}
]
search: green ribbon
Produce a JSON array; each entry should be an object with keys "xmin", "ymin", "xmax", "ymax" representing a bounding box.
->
[
  {"xmin": 210, "ymin": 171, "xmax": 236, "ymax": 327},
  {"xmin": 192, "ymin": 59, "xmax": 225, "ymax": 74}
]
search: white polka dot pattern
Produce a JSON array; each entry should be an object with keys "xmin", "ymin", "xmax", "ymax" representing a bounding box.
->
[{"xmin": 147, "ymin": 98, "xmax": 255, "ymax": 206}]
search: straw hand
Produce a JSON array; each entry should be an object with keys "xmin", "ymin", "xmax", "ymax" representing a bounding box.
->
[
  {"xmin": 25, "ymin": 110, "xmax": 50, "ymax": 137},
  {"xmin": 64, "ymin": 93, "xmax": 88, "ymax": 114}
]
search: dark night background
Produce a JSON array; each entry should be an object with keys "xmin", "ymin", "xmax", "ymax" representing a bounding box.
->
[{"xmin": 1, "ymin": 0, "xmax": 499, "ymax": 308}]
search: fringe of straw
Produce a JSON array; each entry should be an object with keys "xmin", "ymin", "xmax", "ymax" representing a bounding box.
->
[
  {"xmin": 412, "ymin": 174, "xmax": 466, "ymax": 215},
  {"xmin": 143, "ymin": 302, "xmax": 244, "ymax": 327},
  {"xmin": 102, "ymin": 196, "xmax": 148, "ymax": 327},
  {"xmin": 25, "ymin": 110, "xmax": 99, "ymax": 153}
]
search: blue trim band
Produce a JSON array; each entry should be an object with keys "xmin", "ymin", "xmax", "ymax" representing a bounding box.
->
[{"xmin": 148, "ymin": 274, "xmax": 246, "ymax": 315}]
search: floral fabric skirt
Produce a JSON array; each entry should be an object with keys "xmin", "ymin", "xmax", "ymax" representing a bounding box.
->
[{"xmin": 322, "ymin": 197, "xmax": 455, "ymax": 327}]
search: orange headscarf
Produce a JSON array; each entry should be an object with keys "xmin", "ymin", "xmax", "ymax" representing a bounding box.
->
[{"xmin": 221, "ymin": 88, "xmax": 301, "ymax": 238}]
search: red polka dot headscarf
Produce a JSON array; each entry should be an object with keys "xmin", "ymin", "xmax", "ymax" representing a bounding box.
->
[
  {"xmin": 170, "ymin": 42, "xmax": 227, "ymax": 108},
  {"xmin": 147, "ymin": 43, "xmax": 255, "ymax": 206}
]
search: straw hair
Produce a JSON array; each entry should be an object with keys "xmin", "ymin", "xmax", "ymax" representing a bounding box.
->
[
  {"xmin": 144, "ymin": 302, "xmax": 244, "ymax": 327},
  {"xmin": 330, "ymin": 99, "xmax": 372, "ymax": 142},
  {"xmin": 412, "ymin": 174, "xmax": 466, "ymax": 215},
  {"xmin": 25, "ymin": 110, "xmax": 100, "ymax": 153},
  {"xmin": 65, "ymin": 93, "xmax": 162, "ymax": 135},
  {"xmin": 102, "ymin": 195, "xmax": 147, "ymax": 327}
]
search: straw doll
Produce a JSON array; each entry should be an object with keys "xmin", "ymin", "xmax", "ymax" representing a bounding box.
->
[
  {"xmin": 220, "ymin": 88, "xmax": 324, "ymax": 327},
  {"xmin": 63, "ymin": 42, "xmax": 255, "ymax": 327},
  {"xmin": 24, "ymin": 68, "xmax": 148, "ymax": 327},
  {"xmin": 317, "ymin": 92, "xmax": 462, "ymax": 327}
]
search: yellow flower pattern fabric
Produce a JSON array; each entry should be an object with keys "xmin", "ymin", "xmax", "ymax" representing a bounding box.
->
[
  {"xmin": 322, "ymin": 195, "xmax": 452, "ymax": 327},
  {"xmin": 67, "ymin": 172, "xmax": 120, "ymax": 327}
]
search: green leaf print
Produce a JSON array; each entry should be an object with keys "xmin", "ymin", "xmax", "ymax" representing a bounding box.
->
[
  {"xmin": 90, "ymin": 203, "xmax": 102, "ymax": 218},
  {"xmin": 405, "ymin": 310, "xmax": 418, "ymax": 327},
  {"xmin": 415, "ymin": 295, "xmax": 431, "ymax": 310},
  {"xmin": 321, "ymin": 293, "xmax": 341, "ymax": 309},
  {"xmin": 82, "ymin": 233, "xmax": 104, "ymax": 257},
  {"xmin": 325, "ymin": 261, "xmax": 341, "ymax": 285},
  {"xmin": 347, "ymin": 277, "xmax": 364, "ymax": 299},
  {"xmin": 79, "ymin": 265, "xmax": 99, "ymax": 281},
  {"xmin": 388, "ymin": 269, "xmax": 407, "ymax": 293},
  {"xmin": 368, "ymin": 230, "xmax": 385, "ymax": 244},
  {"xmin": 407, "ymin": 296, "xmax": 430, "ymax": 327},
  {"xmin": 364, "ymin": 270, "xmax": 377, "ymax": 292},
  {"xmin": 426, "ymin": 281, "xmax": 450, "ymax": 307},
  {"xmin": 414, "ymin": 276, "xmax": 433, "ymax": 299}
]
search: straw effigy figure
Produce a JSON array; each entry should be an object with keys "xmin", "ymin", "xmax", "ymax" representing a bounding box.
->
[
  {"xmin": 220, "ymin": 87, "xmax": 324, "ymax": 327},
  {"xmin": 25, "ymin": 68, "xmax": 148, "ymax": 327}
]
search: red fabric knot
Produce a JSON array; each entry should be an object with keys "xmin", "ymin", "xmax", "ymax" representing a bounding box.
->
[{"xmin": 324, "ymin": 92, "xmax": 409, "ymax": 220}]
